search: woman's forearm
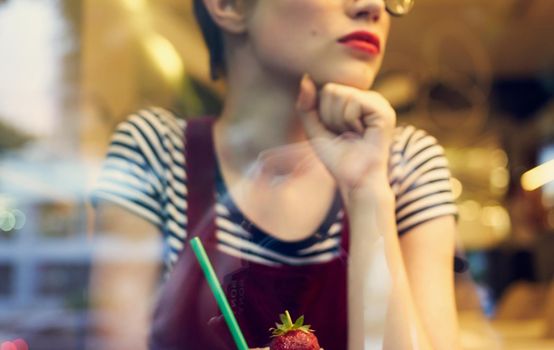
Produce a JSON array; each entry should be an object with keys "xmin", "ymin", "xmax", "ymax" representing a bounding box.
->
[
  {"xmin": 344, "ymin": 184, "xmax": 433, "ymax": 350},
  {"xmin": 89, "ymin": 258, "xmax": 157, "ymax": 350},
  {"xmin": 89, "ymin": 204, "xmax": 162, "ymax": 350}
]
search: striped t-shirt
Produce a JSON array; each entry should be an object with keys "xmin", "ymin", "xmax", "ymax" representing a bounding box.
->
[{"xmin": 92, "ymin": 107, "xmax": 458, "ymax": 271}]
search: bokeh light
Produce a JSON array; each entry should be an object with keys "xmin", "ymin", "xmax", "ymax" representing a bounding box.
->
[
  {"xmin": 521, "ymin": 159, "xmax": 554, "ymax": 191},
  {"xmin": 12, "ymin": 339, "xmax": 29, "ymax": 350},
  {"xmin": 489, "ymin": 167, "xmax": 509, "ymax": 193},
  {"xmin": 0, "ymin": 209, "xmax": 26, "ymax": 232},
  {"xmin": 0, "ymin": 210, "xmax": 16, "ymax": 232},
  {"xmin": 0, "ymin": 341, "xmax": 17, "ymax": 350},
  {"xmin": 459, "ymin": 200, "xmax": 481, "ymax": 222},
  {"xmin": 143, "ymin": 33, "xmax": 184, "ymax": 84},
  {"xmin": 450, "ymin": 177, "xmax": 463, "ymax": 199}
]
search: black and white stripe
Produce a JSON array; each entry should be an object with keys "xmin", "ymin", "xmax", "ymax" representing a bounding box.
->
[{"xmin": 92, "ymin": 108, "xmax": 457, "ymax": 270}]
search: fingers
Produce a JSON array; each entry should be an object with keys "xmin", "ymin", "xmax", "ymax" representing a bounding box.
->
[
  {"xmin": 296, "ymin": 74, "xmax": 318, "ymax": 113},
  {"xmin": 360, "ymin": 91, "xmax": 397, "ymax": 132},
  {"xmin": 343, "ymin": 96, "xmax": 365, "ymax": 133},
  {"xmin": 318, "ymin": 83, "xmax": 395, "ymax": 135},
  {"xmin": 296, "ymin": 74, "xmax": 396, "ymax": 139},
  {"xmin": 320, "ymin": 84, "xmax": 357, "ymax": 134},
  {"xmin": 320, "ymin": 84, "xmax": 343, "ymax": 133},
  {"xmin": 296, "ymin": 75, "xmax": 335, "ymax": 141}
]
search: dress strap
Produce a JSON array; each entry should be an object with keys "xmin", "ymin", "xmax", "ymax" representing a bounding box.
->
[
  {"xmin": 340, "ymin": 212, "xmax": 350, "ymax": 254},
  {"xmin": 184, "ymin": 116, "xmax": 217, "ymax": 242}
]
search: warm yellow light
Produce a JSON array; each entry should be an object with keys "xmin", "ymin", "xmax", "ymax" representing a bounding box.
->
[
  {"xmin": 143, "ymin": 33, "xmax": 184, "ymax": 84},
  {"xmin": 490, "ymin": 167, "xmax": 509, "ymax": 190},
  {"xmin": 481, "ymin": 205, "xmax": 511, "ymax": 239},
  {"xmin": 120, "ymin": 0, "xmax": 147, "ymax": 13},
  {"xmin": 521, "ymin": 159, "xmax": 554, "ymax": 191},
  {"xmin": 491, "ymin": 149, "xmax": 508, "ymax": 168},
  {"xmin": 459, "ymin": 200, "xmax": 481, "ymax": 221},
  {"xmin": 450, "ymin": 177, "xmax": 463, "ymax": 199}
]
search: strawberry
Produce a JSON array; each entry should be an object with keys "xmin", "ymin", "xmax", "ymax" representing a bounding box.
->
[{"xmin": 269, "ymin": 310, "xmax": 320, "ymax": 350}]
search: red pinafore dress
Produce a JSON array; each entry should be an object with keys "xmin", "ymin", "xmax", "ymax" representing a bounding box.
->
[{"xmin": 149, "ymin": 117, "xmax": 350, "ymax": 349}]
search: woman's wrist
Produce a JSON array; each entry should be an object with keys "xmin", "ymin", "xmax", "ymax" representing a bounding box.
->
[
  {"xmin": 342, "ymin": 179, "xmax": 396, "ymax": 248},
  {"xmin": 339, "ymin": 173, "xmax": 395, "ymax": 210}
]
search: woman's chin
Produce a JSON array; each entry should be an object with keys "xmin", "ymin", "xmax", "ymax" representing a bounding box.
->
[
  {"xmin": 342, "ymin": 77, "xmax": 375, "ymax": 90},
  {"xmin": 315, "ymin": 74, "xmax": 375, "ymax": 90},
  {"xmin": 308, "ymin": 68, "xmax": 376, "ymax": 90}
]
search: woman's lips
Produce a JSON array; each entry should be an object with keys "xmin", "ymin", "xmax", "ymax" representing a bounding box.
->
[{"xmin": 338, "ymin": 31, "xmax": 381, "ymax": 55}]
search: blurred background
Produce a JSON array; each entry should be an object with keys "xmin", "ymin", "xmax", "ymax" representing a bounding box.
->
[{"xmin": 0, "ymin": 0, "xmax": 553, "ymax": 349}]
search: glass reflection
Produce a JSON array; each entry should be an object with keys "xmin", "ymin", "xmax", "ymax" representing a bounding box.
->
[{"xmin": 0, "ymin": 0, "xmax": 552, "ymax": 349}]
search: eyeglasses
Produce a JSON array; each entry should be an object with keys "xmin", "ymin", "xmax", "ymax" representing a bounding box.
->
[{"xmin": 385, "ymin": 0, "xmax": 415, "ymax": 17}]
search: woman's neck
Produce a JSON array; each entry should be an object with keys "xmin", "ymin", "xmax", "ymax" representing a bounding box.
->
[{"xmin": 214, "ymin": 54, "xmax": 313, "ymax": 176}]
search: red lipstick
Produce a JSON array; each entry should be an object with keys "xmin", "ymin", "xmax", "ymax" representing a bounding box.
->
[{"xmin": 338, "ymin": 31, "xmax": 380, "ymax": 55}]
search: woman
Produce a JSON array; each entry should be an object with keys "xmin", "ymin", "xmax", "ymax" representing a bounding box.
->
[{"xmin": 91, "ymin": 0, "xmax": 460, "ymax": 349}]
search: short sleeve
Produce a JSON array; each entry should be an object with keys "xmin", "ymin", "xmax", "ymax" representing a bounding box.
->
[
  {"xmin": 389, "ymin": 126, "xmax": 458, "ymax": 236},
  {"xmin": 90, "ymin": 112, "xmax": 166, "ymax": 227}
]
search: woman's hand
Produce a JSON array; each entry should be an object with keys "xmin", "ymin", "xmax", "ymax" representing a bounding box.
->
[{"xmin": 296, "ymin": 74, "xmax": 396, "ymax": 197}]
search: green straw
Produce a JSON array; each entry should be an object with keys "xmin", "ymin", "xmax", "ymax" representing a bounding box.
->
[{"xmin": 190, "ymin": 237, "xmax": 249, "ymax": 350}]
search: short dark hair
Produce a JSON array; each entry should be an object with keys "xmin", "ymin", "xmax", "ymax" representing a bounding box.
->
[{"xmin": 193, "ymin": 0, "xmax": 225, "ymax": 81}]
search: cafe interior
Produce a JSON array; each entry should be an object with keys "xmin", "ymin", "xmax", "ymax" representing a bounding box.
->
[{"xmin": 0, "ymin": 0, "xmax": 553, "ymax": 349}]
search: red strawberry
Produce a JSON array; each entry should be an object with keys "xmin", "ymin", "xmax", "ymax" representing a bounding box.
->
[{"xmin": 269, "ymin": 310, "xmax": 320, "ymax": 350}]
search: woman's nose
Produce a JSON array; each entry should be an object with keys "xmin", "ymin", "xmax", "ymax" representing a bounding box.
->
[{"xmin": 346, "ymin": 0, "xmax": 386, "ymax": 22}]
